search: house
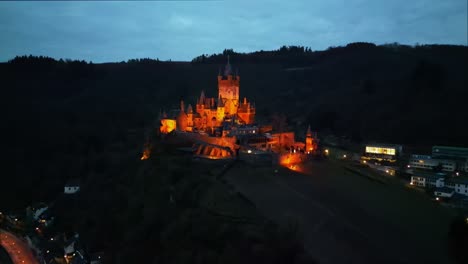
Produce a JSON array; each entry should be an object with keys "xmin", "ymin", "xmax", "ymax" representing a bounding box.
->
[
  {"xmin": 64, "ymin": 179, "xmax": 81, "ymax": 194},
  {"xmin": 446, "ymin": 177, "xmax": 468, "ymax": 196},
  {"xmin": 410, "ymin": 171, "xmax": 446, "ymax": 187},
  {"xmin": 28, "ymin": 203, "xmax": 49, "ymax": 221},
  {"xmin": 434, "ymin": 187, "xmax": 455, "ymax": 198}
]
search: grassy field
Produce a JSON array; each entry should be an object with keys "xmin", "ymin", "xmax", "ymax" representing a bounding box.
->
[
  {"xmin": 307, "ymin": 159, "xmax": 457, "ymax": 262},
  {"xmin": 224, "ymin": 159, "xmax": 458, "ymax": 263}
]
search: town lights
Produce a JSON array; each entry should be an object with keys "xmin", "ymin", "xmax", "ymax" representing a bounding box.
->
[
  {"xmin": 247, "ymin": 150, "xmax": 252, "ymax": 154},
  {"xmin": 456, "ymin": 172, "xmax": 459, "ymax": 176},
  {"xmin": 407, "ymin": 165, "xmax": 410, "ymax": 168},
  {"xmin": 325, "ymin": 149, "xmax": 329, "ymax": 153},
  {"xmin": 343, "ymin": 154, "xmax": 347, "ymax": 158},
  {"xmin": 436, "ymin": 197, "xmax": 440, "ymax": 201},
  {"xmin": 410, "ymin": 182, "xmax": 414, "ymax": 185},
  {"xmin": 363, "ymin": 160, "xmax": 367, "ymax": 164}
]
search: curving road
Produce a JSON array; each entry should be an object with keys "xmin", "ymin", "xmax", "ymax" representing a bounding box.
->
[{"xmin": 0, "ymin": 230, "xmax": 39, "ymax": 264}]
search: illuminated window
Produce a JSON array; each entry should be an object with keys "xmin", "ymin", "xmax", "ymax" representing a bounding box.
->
[{"xmin": 365, "ymin": 147, "xmax": 396, "ymax": 156}]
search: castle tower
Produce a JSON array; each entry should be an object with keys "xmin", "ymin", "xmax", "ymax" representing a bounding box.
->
[
  {"xmin": 186, "ymin": 104, "xmax": 194, "ymax": 130},
  {"xmin": 216, "ymin": 95, "xmax": 225, "ymax": 123},
  {"xmin": 218, "ymin": 55, "xmax": 239, "ymax": 115},
  {"xmin": 305, "ymin": 125, "xmax": 314, "ymax": 152},
  {"xmin": 177, "ymin": 99, "xmax": 188, "ymax": 131},
  {"xmin": 196, "ymin": 90, "xmax": 205, "ymax": 114}
]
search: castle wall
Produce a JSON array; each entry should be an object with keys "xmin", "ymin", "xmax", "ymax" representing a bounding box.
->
[{"xmin": 160, "ymin": 119, "xmax": 176, "ymax": 134}]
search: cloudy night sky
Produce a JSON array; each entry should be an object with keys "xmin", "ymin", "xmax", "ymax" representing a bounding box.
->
[{"xmin": 0, "ymin": 0, "xmax": 466, "ymax": 62}]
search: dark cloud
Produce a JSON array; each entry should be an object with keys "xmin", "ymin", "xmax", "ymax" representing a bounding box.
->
[{"xmin": 0, "ymin": 0, "xmax": 466, "ymax": 62}]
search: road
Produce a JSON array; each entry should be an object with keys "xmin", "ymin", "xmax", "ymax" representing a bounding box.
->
[
  {"xmin": 225, "ymin": 160, "xmax": 455, "ymax": 264},
  {"xmin": 0, "ymin": 230, "xmax": 39, "ymax": 264}
]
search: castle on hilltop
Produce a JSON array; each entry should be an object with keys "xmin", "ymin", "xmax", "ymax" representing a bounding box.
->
[
  {"xmin": 158, "ymin": 56, "xmax": 319, "ymax": 162},
  {"xmin": 160, "ymin": 56, "xmax": 255, "ymax": 135}
]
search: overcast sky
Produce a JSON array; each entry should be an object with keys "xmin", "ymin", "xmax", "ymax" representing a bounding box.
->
[{"xmin": 0, "ymin": 0, "xmax": 466, "ymax": 62}]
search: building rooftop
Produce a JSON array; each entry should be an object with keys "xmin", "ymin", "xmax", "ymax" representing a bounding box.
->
[
  {"xmin": 412, "ymin": 170, "xmax": 446, "ymax": 178},
  {"xmin": 365, "ymin": 143, "xmax": 402, "ymax": 148},
  {"xmin": 446, "ymin": 177, "xmax": 468, "ymax": 185},
  {"xmin": 434, "ymin": 187, "xmax": 455, "ymax": 193},
  {"xmin": 433, "ymin": 145, "xmax": 468, "ymax": 151}
]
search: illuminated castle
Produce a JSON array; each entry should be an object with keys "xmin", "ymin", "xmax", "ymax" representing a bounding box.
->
[{"xmin": 160, "ymin": 56, "xmax": 255, "ymax": 135}]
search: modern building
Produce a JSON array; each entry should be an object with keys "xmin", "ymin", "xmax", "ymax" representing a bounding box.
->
[
  {"xmin": 64, "ymin": 179, "xmax": 80, "ymax": 194},
  {"xmin": 434, "ymin": 187, "xmax": 455, "ymax": 198},
  {"xmin": 362, "ymin": 144, "xmax": 402, "ymax": 162},
  {"xmin": 410, "ymin": 171, "xmax": 446, "ymax": 188},
  {"xmin": 408, "ymin": 146, "xmax": 468, "ymax": 173},
  {"xmin": 408, "ymin": 154, "xmax": 457, "ymax": 172},
  {"xmin": 410, "ymin": 171, "xmax": 468, "ymax": 197},
  {"xmin": 446, "ymin": 177, "xmax": 468, "ymax": 196},
  {"xmin": 432, "ymin": 146, "xmax": 468, "ymax": 159}
]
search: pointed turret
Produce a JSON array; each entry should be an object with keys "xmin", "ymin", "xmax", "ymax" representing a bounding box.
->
[
  {"xmin": 180, "ymin": 99, "xmax": 185, "ymax": 113},
  {"xmin": 224, "ymin": 55, "xmax": 232, "ymax": 76},
  {"xmin": 306, "ymin": 124, "xmax": 314, "ymax": 152},
  {"xmin": 199, "ymin": 90, "xmax": 205, "ymax": 105},
  {"xmin": 187, "ymin": 104, "xmax": 193, "ymax": 114}
]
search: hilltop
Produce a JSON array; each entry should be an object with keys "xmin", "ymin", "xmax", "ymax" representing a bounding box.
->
[{"xmin": 1, "ymin": 42, "xmax": 467, "ymax": 208}]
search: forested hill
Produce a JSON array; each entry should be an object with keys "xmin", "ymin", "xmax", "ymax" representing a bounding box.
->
[{"xmin": 1, "ymin": 43, "xmax": 467, "ymax": 208}]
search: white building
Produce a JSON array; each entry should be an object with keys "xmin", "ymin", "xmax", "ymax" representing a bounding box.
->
[
  {"xmin": 446, "ymin": 178, "xmax": 468, "ymax": 196},
  {"xmin": 408, "ymin": 154, "xmax": 457, "ymax": 172},
  {"xmin": 64, "ymin": 179, "xmax": 80, "ymax": 194},
  {"xmin": 410, "ymin": 171, "xmax": 446, "ymax": 188},
  {"xmin": 434, "ymin": 187, "xmax": 455, "ymax": 198}
]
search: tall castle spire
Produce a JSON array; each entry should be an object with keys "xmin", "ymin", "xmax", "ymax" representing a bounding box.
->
[
  {"xmin": 306, "ymin": 125, "xmax": 312, "ymax": 136},
  {"xmin": 224, "ymin": 55, "xmax": 232, "ymax": 76},
  {"xmin": 199, "ymin": 90, "xmax": 205, "ymax": 104}
]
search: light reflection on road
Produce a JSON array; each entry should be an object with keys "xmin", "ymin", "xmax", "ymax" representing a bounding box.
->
[{"xmin": 0, "ymin": 230, "xmax": 39, "ymax": 264}]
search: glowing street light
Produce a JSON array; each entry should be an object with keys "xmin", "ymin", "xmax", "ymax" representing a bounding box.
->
[
  {"xmin": 247, "ymin": 150, "xmax": 252, "ymax": 154},
  {"xmin": 343, "ymin": 154, "xmax": 347, "ymax": 158},
  {"xmin": 407, "ymin": 165, "xmax": 411, "ymax": 168},
  {"xmin": 436, "ymin": 197, "xmax": 440, "ymax": 201},
  {"xmin": 456, "ymin": 172, "xmax": 459, "ymax": 176}
]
